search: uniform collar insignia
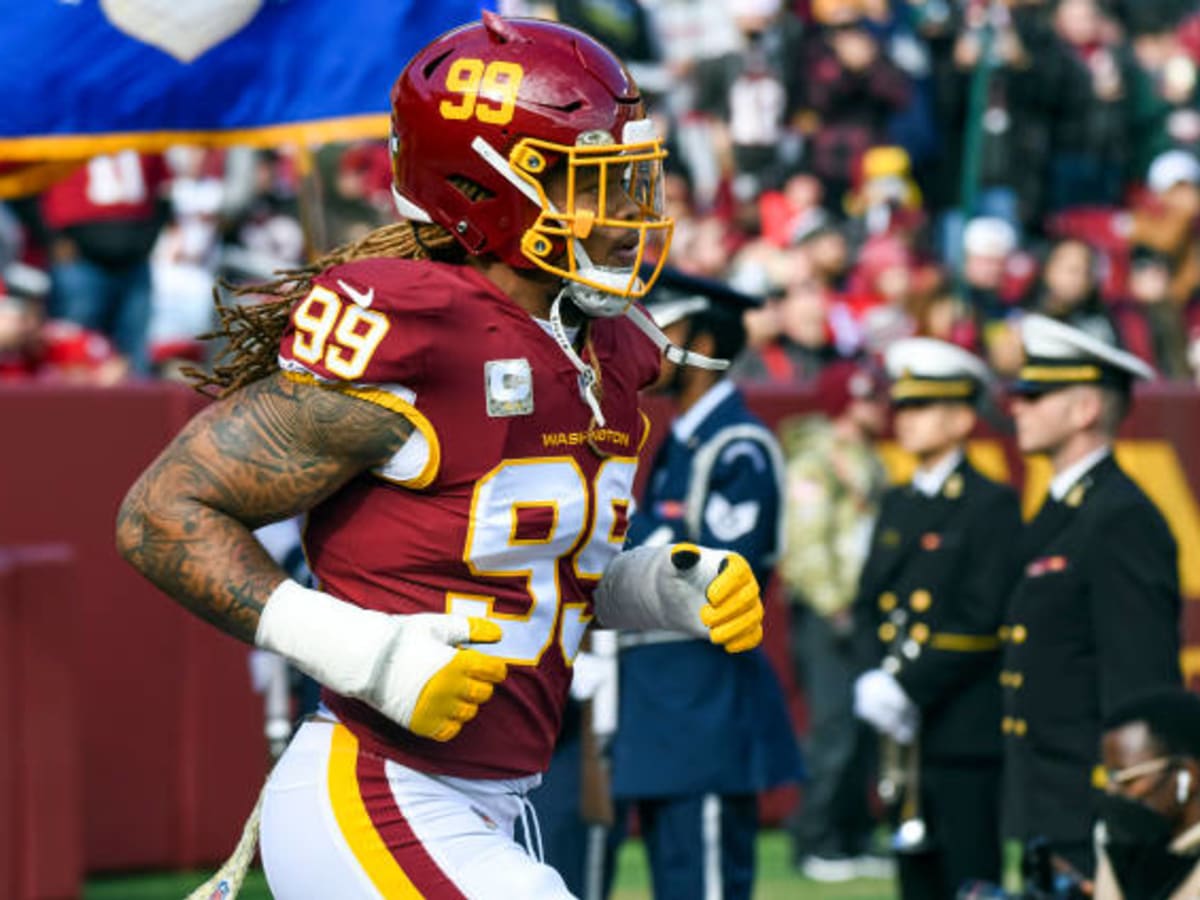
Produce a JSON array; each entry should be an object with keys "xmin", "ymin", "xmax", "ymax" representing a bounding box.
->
[
  {"xmin": 1065, "ymin": 481, "xmax": 1087, "ymax": 508},
  {"xmin": 943, "ymin": 473, "xmax": 964, "ymax": 499}
]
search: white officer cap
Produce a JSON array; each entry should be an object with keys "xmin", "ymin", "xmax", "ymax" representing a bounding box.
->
[
  {"xmin": 962, "ymin": 217, "xmax": 1018, "ymax": 259},
  {"xmin": 641, "ymin": 266, "xmax": 762, "ymax": 329},
  {"xmin": 1012, "ymin": 313, "xmax": 1155, "ymax": 395},
  {"xmin": 884, "ymin": 337, "xmax": 992, "ymax": 406},
  {"xmin": 1147, "ymin": 150, "xmax": 1200, "ymax": 194}
]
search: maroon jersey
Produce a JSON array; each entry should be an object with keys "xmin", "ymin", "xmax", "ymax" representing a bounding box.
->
[{"xmin": 277, "ymin": 257, "xmax": 661, "ymax": 778}]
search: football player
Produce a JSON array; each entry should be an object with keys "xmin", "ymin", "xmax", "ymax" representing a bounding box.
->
[{"xmin": 116, "ymin": 14, "xmax": 764, "ymax": 899}]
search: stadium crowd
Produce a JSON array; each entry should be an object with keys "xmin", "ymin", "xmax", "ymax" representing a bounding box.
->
[{"xmin": 3, "ymin": 0, "xmax": 1200, "ymax": 390}]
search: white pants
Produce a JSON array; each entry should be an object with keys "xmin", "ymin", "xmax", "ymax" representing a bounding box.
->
[{"xmin": 261, "ymin": 719, "xmax": 576, "ymax": 899}]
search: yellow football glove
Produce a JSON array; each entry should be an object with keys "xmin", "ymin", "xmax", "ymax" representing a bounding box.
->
[
  {"xmin": 256, "ymin": 580, "xmax": 508, "ymax": 742},
  {"xmin": 669, "ymin": 544, "xmax": 764, "ymax": 653},
  {"xmin": 408, "ymin": 618, "xmax": 508, "ymax": 741}
]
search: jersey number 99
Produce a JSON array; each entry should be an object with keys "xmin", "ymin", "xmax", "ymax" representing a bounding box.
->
[{"xmin": 451, "ymin": 457, "xmax": 635, "ymax": 666}]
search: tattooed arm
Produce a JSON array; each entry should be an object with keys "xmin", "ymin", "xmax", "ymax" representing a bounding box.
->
[{"xmin": 115, "ymin": 372, "xmax": 413, "ymax": 643}]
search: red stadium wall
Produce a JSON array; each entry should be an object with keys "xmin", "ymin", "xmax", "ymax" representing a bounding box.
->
[
  {"xmin": 0, "ymin": 384, "xmax": 265, "ymax": 879},
  {"xmin": 0, "ymin": 545, "xmax": 82, "ymax": 900},
  {"xmin": 2, "ymin": 381, "xmax": 1199, "ymax": 879}
]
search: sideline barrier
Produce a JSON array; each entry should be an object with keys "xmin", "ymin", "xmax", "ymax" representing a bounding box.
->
[
  {"xmin": 2, "ymin": 381, "xmax": 1198, "ymax": 870},
  {"xmin": 0, "ymin": 545, "xmax": 82, "ymax": 900},
  {"xmin": 0, "ymin": 384, "xmax": 264, "ymax": 873}
]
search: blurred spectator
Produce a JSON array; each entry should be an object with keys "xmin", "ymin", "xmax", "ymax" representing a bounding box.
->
[
  {"xmin": 797, "ymin": 211, "xmax": 853, "ymax": 291},
  {"xmin": 843, "ymin": 234, "xmax": 918, "ymax": 334},
  {"xmin": 1022, "ymin": 237, "xmax": 1121, "ymax": 345},
  {"xmin": 732, "ymin": 254, "xmax": 847, "ymax": 382},
  {"xmin": 39, "ymin": 151, "xmax": 170, "ymax": 374},
  {"xmin": 797, "ymin": 5, "xmax": 913, "ymax": 208},
  {"xmin": 219, "ymin": 149, "xmax": 304, "ymax": 281},
  {"xmin": 962, "ymin": 216, "xmax": 1019, "ymax": 321},
  {"xmin": 778, "ymin": 359, "xmax": 890, "ymax": 881},
  {"xmin": 1040, "ymin": 0, "xmax": 1138, "ymax": 210},
  {"xmin": 1111, "ymin": 245, "xmax": 1191, "ymax": 377},
  {"xmin": 1130, "ymin": 149, "xmax": 1200, "ymax": 307},
  {"xmin": 960, "ymin": 216, "xmax": 1029, "ymax": 370},
  {"xmin": 672, "ymin": 213, "xmax": 739, "ymax": 277},
  {"xmin": 760, "ymin": 167, "xmax": 826, "ymax": 248},
  {"xmin": 320, "ymin": 141, "xmax": 391, "ymax": 247},
  {"xmin": 1126, "ymin": 4, "xmax": 1200, "ymax": 172},
  {"xmin": 842, "ymin": 146, "xmax": 924, "ymax": 241},
  {"xmin": 149, "ymin": 146, "xmax": 223, "ymax": 367},
  {"xmin": 0, "ymin": 201, "xmax": 23, "ymax": 269},
  {"xmin": 691, "ymin": 1, "xmax": 805, "ymax": 192},
  {"xmin": 925, "ymin": 0, "xmax": 1044, "ymax": 260},
  {"xmin": 0, "ymin": 265, "xmax": 125, "ymax": 384}
]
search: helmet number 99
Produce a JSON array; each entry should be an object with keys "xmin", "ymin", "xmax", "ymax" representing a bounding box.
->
[{"xmin": 439, "ymin": 58, "xmax": 524, "ymax": 126}]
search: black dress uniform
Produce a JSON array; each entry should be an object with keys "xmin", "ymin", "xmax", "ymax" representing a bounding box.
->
[
  {"xmin": 855, "ymin": 459, "xmax": 1022, "ymax": 899},
  {"xmin": 853, "ymin": 338, "xmax": 1023, "ymax": 900},
  {"xmin": 1002, "ymin": 314, "xmax": 1182, "ymax": 877}
]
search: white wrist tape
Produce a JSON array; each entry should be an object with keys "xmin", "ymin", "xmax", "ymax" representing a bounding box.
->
[
  {"xmin": 593, "ymin": 545, "xmax": 723, "ymax": 637},
  {"xmin": 254, "ymin": 579, "xmax": 466, "ymax": 728}
]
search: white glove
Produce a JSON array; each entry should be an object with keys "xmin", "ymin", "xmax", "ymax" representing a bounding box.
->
[
  {"xmin": 854, "ymin": 668, "xmax": 918, "ymax": 745},
  {"xmin": 570, "ymin": 650, "xmax": 617, "ymax": 702},
  {"xmin": 594, "ymin": 543, "xmax": 764, "ymax": 653},
  {"xmin": 255, "ymin": 579, "xmax": 508, "ymax": 742}
]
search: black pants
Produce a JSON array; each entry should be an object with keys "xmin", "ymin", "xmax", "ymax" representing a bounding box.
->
[
  {"xmin": 788, "ymin": 604, "xmax": 875, "ymax": 861},
  {"xmin": 897, "ymin": 761, "xmax": 1002, "ymax": 900}
]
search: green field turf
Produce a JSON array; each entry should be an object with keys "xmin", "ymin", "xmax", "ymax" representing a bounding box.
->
[{"xmin": 84, "ymin": 830, "xmax": 897, "ymax": 899}]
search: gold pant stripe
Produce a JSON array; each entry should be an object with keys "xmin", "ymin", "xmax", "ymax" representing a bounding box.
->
[{"xmin": 326, "ymin": 724, "xmax": 423, "ymax": 897}]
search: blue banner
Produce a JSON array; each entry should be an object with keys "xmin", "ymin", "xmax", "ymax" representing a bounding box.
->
[{"xmin": 0, "ymin": 0, "xmax": 494, "ymax": 159}]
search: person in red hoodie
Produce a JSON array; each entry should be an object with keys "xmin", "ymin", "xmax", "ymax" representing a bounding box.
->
[{"xmin": 40, "ymin": 151, "xmax": 169, "ymax": 374}]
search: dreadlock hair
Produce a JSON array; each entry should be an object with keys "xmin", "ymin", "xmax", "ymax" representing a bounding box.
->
[{"xmin": 186, "ymin": 219, "xmax": 464, "ymax": 396}]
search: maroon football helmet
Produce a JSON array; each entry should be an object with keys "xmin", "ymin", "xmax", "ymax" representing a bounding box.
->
[{"xmin": 389, "ymin": 13, "xmax": 672, "ymax": 312}]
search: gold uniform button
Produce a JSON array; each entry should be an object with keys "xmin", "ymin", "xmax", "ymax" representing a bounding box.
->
[
  {"xmin": 1012, "ymin": 672, "xmax": 1024, "ymax": 688},
  {"xmin": 910, "ymin": 622, "xmax": 930, "ymax": 644},
  {"xmin": 1002, "ymin": 716, "xmax": 1014, "ymax": 734},
  {"xmin": 910, "ymin": 590, "xmax": 932, "ymax": 613},
  {"xmin": 878, "ymin": 592, "xmax": 898, "ymax": 612},
  {"xmin": 1014, "ymin": 719, "xmax": 1028, "ymax": 737},
  {"xmin": 879, "ymin": 623, "xmax": 897, "ymax": 643},
  {"xmin": 1011, "ymin": 625, "xmax": 1028, "ymax": 644}
]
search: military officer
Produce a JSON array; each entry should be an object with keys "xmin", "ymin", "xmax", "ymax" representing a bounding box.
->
[
  {"xmin": 853, "ymin": 337, "xmax": 1023, "ymax": 900},
  {"xmin": 1003, "ymin": 314, "xmax": 1182, "ymax": 879}
]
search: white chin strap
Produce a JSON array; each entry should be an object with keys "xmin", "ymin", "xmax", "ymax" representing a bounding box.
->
[
  {"xmin": 549, "ymin": 292, "xmax": 607, "ymax": 427},
  {"xmin": 627, "ymin": 303, "xmax": 730, "ymax": 371}
]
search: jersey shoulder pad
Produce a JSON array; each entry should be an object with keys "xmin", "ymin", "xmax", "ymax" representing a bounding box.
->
[{"xmin": 278, "ymin": 258, "xmax": 460, "ymax": 389}]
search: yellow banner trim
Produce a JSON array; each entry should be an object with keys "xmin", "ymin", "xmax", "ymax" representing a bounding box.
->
[{"xmin": 0, "ymin": 114, "xmax": 391, "ymax": 160}]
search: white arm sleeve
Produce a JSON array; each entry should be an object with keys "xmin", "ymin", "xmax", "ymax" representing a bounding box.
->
[
  {"xmin": 255, "ymin": 578, "xmax": 471, "ymax": 727},
  {"xmin": 593, "ymin": 544, "xmax": 723, "ymax": 637}
]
